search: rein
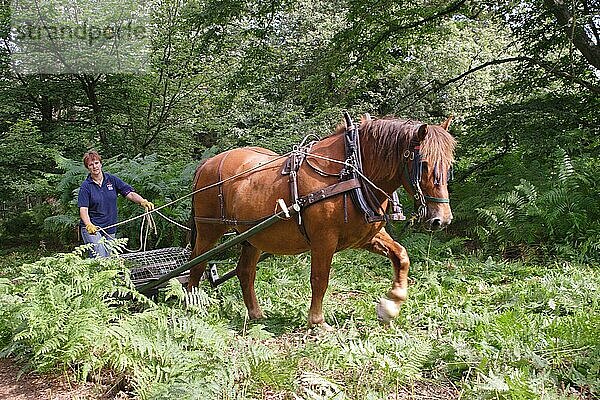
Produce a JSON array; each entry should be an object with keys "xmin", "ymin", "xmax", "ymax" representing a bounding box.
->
[{"xmin": 99, "ymin": 152, "xmax": 294, "ymax": 233}]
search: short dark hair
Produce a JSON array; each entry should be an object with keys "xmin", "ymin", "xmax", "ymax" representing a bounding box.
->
[{"xmin": 83, "ymin": 150, "xmax": 101, "ymax": 168}]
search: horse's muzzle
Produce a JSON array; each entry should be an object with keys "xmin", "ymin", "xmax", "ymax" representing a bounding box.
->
[{"xmin": 427, "ymin": 216, "xmax": 452, "ymax": 231}]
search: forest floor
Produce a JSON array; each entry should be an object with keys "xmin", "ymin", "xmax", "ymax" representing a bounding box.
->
[
  {"xmin": 0, "ymin": 356, "xmax": 458, "ymax": 400},
  {"xmin": 0, "ymin": 358, "xmax": 130, "ymax": 400}
]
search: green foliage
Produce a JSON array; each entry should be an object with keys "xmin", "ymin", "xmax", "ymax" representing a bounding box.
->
[
  {"xmin": 0, "ymin": 202, "xmax": 73, "ymax": 248},
  {"xmin": 107, "ymin": 306, "xmax": 238, "ymax": 399},
  {"xmin": 0, "ymin": 248, "xmax": 148, "ymax": 378},
  {"xmin": 390, "ymin": 229, "xmax": 468, "ymax": 265},
  {"xmin": 0, "ymin": 277, "xmax": 18, "ymax": 348},
  {"xmin": 401, "ymin": 258, "xmax": 600, "ymax": 398},
  {"xmin": 486, "ymin": 0, "xmax": 599, "ymax": 91},
  {"xmin": 51, "ymin": 153, "xmax": 87, "ymax": 205},
  {"xmin": 473, "ymin": 149, "xmax": 600, "ymax": 261},
  {"xmin": 1, "ymin": 246, "xmax": 599, "ymax": 398},
  {"xmin": 0, "ymin": 120, "xmax": 51, "ymax": 202}
]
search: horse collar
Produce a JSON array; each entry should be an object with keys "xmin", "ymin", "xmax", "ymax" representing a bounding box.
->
[{"xmin": 341, "ymin": 111, "xmax": 388, "ymax": 223}]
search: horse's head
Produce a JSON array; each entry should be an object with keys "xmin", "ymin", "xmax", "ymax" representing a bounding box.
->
[
  {"xmin": 402, "ymin": 116, "xmax": 455, "ymax": 230},
  {"xmin": 356, "ymin": 114, "xmax": 456, "ymax": 230}
]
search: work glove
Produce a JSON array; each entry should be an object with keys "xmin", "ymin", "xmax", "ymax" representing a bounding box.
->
[
  {"xmin": 140, "ymin": 199, "xmax": 155, "ymax": 212},
  {"xmin": 85, "ymin": 223, "xmax": 99, "ymax": 235}
]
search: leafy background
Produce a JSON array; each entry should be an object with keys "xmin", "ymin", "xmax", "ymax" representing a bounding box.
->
[{"xmin": 0, "ymin": 0, "xmax": 599, "ymax": 398}]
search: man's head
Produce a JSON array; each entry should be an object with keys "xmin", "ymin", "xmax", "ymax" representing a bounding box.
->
[{"xmin": 83, "ymin": 151, "xmax": 102, "ymax": 168}]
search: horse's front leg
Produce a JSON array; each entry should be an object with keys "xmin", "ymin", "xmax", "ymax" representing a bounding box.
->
[
  {"xmin": 237, "ymin": 242, "xmax": 264, "ymax": 320},
  {"xmin": 308, "ymin": 244, "xmax": 336, "ymax": 330},
  {"xmin": 363, "ymin": 228, "xmax": 410, "ymax": 323}
]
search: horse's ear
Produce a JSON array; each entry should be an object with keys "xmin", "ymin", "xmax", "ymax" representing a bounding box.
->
[
  {"xmin": 361, "ymin": 113, "xmax": 372, "ymax": 123},
  {"xmin": 417, "ymin": 124, "xmax": 428, "ymax": 141},
  {"xmin": 440, "ymin": 115, "xmax": 453, "ymax": 130}
]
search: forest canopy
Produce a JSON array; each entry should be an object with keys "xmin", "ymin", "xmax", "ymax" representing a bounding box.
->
[{"xmin": 0, "ymin": 0, "xmax": 598, "ymax": 260}]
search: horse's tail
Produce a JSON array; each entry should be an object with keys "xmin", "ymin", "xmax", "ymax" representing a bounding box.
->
[{"xmin": 187, "ymin": 160, "xmax": 208, "ymax": 253}]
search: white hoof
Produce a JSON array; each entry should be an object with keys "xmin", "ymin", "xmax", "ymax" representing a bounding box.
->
[
  {"xmin": 313, "ymin": 322, "xmax": 335, "ymax": 333},
  {"xmin": 377, "ymin": 297, "xmax": 400, "ymax": 324}
]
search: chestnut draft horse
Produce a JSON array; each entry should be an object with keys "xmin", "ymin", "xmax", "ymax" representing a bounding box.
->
[{"xmin": 189, "ymin": 115, "xmax": 455, "ymax": 328}]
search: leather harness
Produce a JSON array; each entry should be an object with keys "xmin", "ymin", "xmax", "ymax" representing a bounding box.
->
[
  {"xmin": 340, "ymin": 112, "xmax": 388, "ymax": 223},
  {"xmin": 194, "ymin": 113, "xmax": 406, "ymax": 243}
]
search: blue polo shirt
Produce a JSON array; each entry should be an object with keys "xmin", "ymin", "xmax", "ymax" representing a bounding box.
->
[{"xmin": 78, "ymin": 172, "xmax": 134, "ymax": 235}]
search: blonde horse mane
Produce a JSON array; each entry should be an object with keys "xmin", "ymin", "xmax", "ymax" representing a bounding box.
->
[{"xmin": 336, "ymin": 116, "xmax": 456, "ymax": 182}]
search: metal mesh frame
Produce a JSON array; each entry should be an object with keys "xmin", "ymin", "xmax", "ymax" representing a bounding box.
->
[{"xmin": 120, "ymin": 247, "xmax": 191, "ymax": 285}]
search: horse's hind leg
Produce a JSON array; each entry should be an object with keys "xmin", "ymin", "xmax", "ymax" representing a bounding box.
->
[
  {"xmin": 362, "ymin": 228, "xmax": 410, "ymax": 323},
  {"xmin": 188, "ymin": 224, "xmax": 228, "ymax": 289},
  {"xmin": 237, "ymin": 242, "xmax": 264, "ymax": 319}
]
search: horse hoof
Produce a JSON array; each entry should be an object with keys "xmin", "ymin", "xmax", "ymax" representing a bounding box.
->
[
  {"xmin": 377, "ymin": 297, "xmax": 400, "ymax": 324},
  {"xmin": 309, "ymin": 322, "xmax": 335, "ymax": 333},
  {"xmin": 248, "ymin": 310, "xmax": 265, "ymax": 320}
]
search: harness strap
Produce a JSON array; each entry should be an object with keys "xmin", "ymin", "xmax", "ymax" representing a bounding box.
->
[
  {"xmin": 193, "ymin": 178, "xmax": 362, "ymax": 228},
  {"xmin": 295, "ymin": 178, "xmax": 365, "ymax": 244},
  {"xmin": 194, "ymin": 216, "xmax": 269, "ymax": 225},
  {"xmin": 299, "ymin": 178, "xmax": 362, "ymax": 207},
  {"xmin": 424, "ymin": 196, "xmax": 450, "ymax": 203},
  {"xmin": 284, "ymin": 142, "xmax": 312, "ymax": 239},
  {"xmin": 217, "ymin": 152, "xmax": 232, "ymax": 221},
  {"xmin": 341, "ymin": 112, "xmax": 387, "ymax": 223}
]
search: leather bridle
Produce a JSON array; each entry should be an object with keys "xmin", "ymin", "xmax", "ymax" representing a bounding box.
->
[{"xmin": 403, "ymin": 143, "xmax": 451, "ymax": 224}]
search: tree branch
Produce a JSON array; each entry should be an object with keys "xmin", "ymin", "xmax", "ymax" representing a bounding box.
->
[
  {"xmin": 400, "ymin": 56, "xmax": 600, "ymax": 112},
  {"xmin": 582, "ymin": 0, "xmax": 600, "ymax": 46},
  {"xmin": 336, "ymin": 0, "xmax": 467, "ymax": 81},
  {"xmin": 543, "ymin": 0, "xmax": 600, "ymax": 70},
  {"xmin": 370, "ymin": 0, "xmax": 467, "ymax": 54},
  {"xmin": 524, "ymin": 56, "xmax": 600, "ymax": 93},
  {"xmin": 389, "ymin": 0, "xmax": 467, "ymax": 32}
]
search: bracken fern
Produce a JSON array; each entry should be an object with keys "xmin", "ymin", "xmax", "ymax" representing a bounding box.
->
[
  {"xmin": 475, "ymin": 148, "xmax": 600, "ymax": 261},
  {"xmin": 1, "ymin": 247, "xmax": 147, "ymax": 379}
]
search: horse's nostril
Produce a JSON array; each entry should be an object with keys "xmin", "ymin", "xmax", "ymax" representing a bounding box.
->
[{"xmin": 431, "ymin": 218, "xmax": 442, "ymax": 230}]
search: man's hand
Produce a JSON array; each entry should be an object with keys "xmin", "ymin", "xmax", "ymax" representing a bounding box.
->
[
  {"xmin": 85, "ymin": 223, "xmax": 99, "ymax": 234},
  {"xmin": 140, "ymin": 200, "xmax": 155, "ymax": 212}
]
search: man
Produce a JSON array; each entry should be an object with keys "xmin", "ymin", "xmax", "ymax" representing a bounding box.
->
[{"xmin": 78, "ymin": 150, "xmax": 154, "ymax": 257}]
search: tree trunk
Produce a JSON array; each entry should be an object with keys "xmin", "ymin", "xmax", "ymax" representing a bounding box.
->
[{"xmin": 543, "ymin": 0, "xmax": 600, "ymax": 70}]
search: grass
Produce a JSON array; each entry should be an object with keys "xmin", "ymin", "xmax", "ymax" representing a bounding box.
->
[{"xmin": 1, "ymin": 243, "xmax": 598, "ymax": 399}]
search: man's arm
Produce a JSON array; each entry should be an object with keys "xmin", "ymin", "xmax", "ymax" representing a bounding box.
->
[
  {"xmin": 125, "ymin": 192, "xmax": 154, "ymax": 212},
  {"xmin": 80, "ymin": 207, "xmax": 98, "ymax": 234}
]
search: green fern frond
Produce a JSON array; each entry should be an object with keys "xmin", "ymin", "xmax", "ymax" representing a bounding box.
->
[
  {"xmin": 556, "ymin": 148, "xmax": 576, "ymax": 185},
  {"xmin": 43, "ymin": 215, "xmax": 78, "ymax": 231},
  {"xmin": 184, "ymin": 286, "xmax": 212, "ymax": 311},
  {"xmin": 163, "ymin": 279, "xmax": 186, "ymax": 303},
  {"xmin": 298, "ymin": 371, "xmax": 346, "ymax": 400}
]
